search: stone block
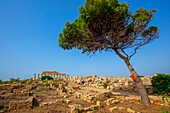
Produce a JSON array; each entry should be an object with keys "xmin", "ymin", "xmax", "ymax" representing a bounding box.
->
[
  {"xmin": 125, "ymin": 96, "xmax": 140, "ymax": 103},
  {"xmin": 127, "ymin": 108, "xmax": 135, "ymax": 113},
  {"xmin": 86, "ymin": 96, "xmax": 96, "ymax": 103},
  {"xmin": 68, "ymin": 104, "xmax": 81, "ymax": 113},
  {"xmin": 106, "ymin": 98, "xmax": 114, "ymax": 106},
  {"xmin": 109, "ymin": 107, "xmax": 117, "ymax": 112},
  {"xmin": 9, "ymin": 97, "xmax": 38, "ymax": 110},
  {"xmin": 3, "ymin": 84, "xmax": 11, "ymax": 90},
  {"xmin": 115, "ymin": 96, "xmax": 125, "ymax": 101},
  {"xmin": 96, "ymin": 101, "xmax": 102, "ymax": 108},
  {"xmin": 13, "ymin": 89, "xmax": 22, "ymax": 96}
]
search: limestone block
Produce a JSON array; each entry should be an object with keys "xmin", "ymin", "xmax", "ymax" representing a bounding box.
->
[
  {"xmin": 127, "ymin": 108, "xmax": 135, "ymax": 113},
  {"xmin": 86, "ymin": 96, "xmax": 96, "ymax": 103},
  {"xmin": 65, "ymin": 99, "xmax": 71, "ymax": 103},
  {"xmin": 115, "ymin": 96, "xmax": 125, "ymax": 101},
  {"xmin": 40, "ymin": 102, "xmax": 49, "ymax": 107},
  {"xmin": 13, "ymin": 89, "xmax": 22, "ymax": 96},
  {"xmin": 87, "ymin": 111, "xmax": 93, "ymax": 113},
  {"xmin": 118, "ymin": 107, "xmax": 125, "ymax": 110},
  {"xmin": 109, "ymin": 107, "xmax": 118, "ymax": 112},
  {"xmin": 150, "ymin": 98, "xmax": 161, "ymax": 105},
  {"xmin": 82, "ymin": 105, "xmax": 99, "ymax": 111},
  {"xmin": 125, "ymin": 81, "xmax": 129, "ymax": 87},
  {"xmin": 125, "ymin": 96, "xmax": 140, "ymax": 103},
  {"xmin": 113, "ymin": 83, "xmax": 120, "ymax": 90},
  {"xmin": 68, "ymin": 104, "xmax": 81, "ymax": 113},
  {"xmin": 107, "ymin": 86, "xmax": 110, "ymax": 89},
  {"xmin": 9, "ymin": 97, "xmax": 37, "ymax": 110},
  {"xmin": 74, "ymin": 92, "xmax": 82, "ymax": 99},
  {"xmin": 106, "ymin": 98, "xmax": 114, "ymax": 106},
  {"xmin": 3, "ymin": 84, "xmax": 11, "ymax": 90},
  {"xmin": 96, "ymin": 101, "xmax": 102, "ymax": 108},
  {"xmin": 111, "ymin": 100, "xmax": 120, "ymax": 104}
]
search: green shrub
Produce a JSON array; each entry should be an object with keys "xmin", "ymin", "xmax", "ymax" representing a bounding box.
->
[
  {"xmin": 61, "ymin": 85, "xmax": 67, "ymax": 92},
  {"xmin": 56, "ymin": 79, "xmax": 64, "ymax": 83},
  {"xmin": 101, "ymin": 82, "xmax": 108, "ymax": 89},
  {"xmin": 44, "ymin": 83, "xmax": 50, "ymax": 87},
  {"xmin": 161, "ymin": 94, "xmax": 170, "ymax": 106},
  {"xmin": 151, "ymin": 74, "xmax": 170, "ymax": 95},
  {"xmin": 160, "ymin": 109, "xmax": 169, "ymax": 113},
  {"xmin": 9, "ymin": 78, "xmax": 20, "ymax": 82},
  {"xmin": 21, "ymin": 79, "xmax": 28, "ymax": 83},
  {"xmin": 41, "ymin": 76, "xmax": 53, "ymax": 81},
  {"xmin": 2, "ymin": 81, "xmax": 9, "ymax": 84}
]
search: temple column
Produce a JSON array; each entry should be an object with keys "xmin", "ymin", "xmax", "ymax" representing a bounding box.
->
[
  {"xmin": 34, "ymin": 74, "xmax": 36, "ymax": 80},
  {"xmin": 38, "ymin": 74, "xmax": 40, "ymax": 79}
]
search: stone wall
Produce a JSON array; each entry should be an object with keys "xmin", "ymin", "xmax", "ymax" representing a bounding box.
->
[
  {"xmin": 69, "ymin": 75, "xmax": 153, "ymax": 93},
  {"xmin": 9, "ymin": 97, "xmax": 38, "ymax": 110}
]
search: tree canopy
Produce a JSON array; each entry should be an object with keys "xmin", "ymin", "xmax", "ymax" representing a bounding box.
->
[
  {"xmin": 58, "ymin": 0, "xmax": 159, "ymax": 105},
  {"xmin": 59, "ymin": 0, "xmax": 159, "ymax": 60}
]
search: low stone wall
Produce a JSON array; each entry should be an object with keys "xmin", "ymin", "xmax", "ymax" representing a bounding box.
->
[
  {"xmin": 69, "ymin": 75, "xmax": 153, "ymax": 94},
  {"xmin": 9, "ymin": 97, "xmax": 38, "ymax": 110}
]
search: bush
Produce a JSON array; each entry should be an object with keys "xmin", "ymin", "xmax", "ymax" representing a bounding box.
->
[
  {"xmin": 44, "ymin": 83, "xmax": 50, "ymax": 87},
  {"xmin": 56, "ymin": 79, "xmax": 64, "ymax": 83},
  {"xmin": 9, "ymin": 78, "xmax": 20, "ymax": 82},
  {"xmin": 41, "ymin": 76, "xmax": 53, "ymax": 81},
  {"xmin": 3, "ymin": 81, "xmax": 9, "ymax": 84},
  {"xmin": 151, "ymin": 74, "xmax": 170, "ymax": 95},
  {"xmin": 101, "ymin": 82, "xmax": 108, "ymax": 89},
  {"xmin": 61, "ymin": 85, "xmax": 67, "ymax": 92}
]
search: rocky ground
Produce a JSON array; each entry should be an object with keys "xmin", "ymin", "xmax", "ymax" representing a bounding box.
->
[{"xmin": 0, "ymin": 75, "xmax": 169, "ymax": 113}]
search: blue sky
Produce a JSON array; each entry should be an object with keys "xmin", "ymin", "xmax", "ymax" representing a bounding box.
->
[{"xmin": 0, "ymin": 0, "xmax": 170, "ymax": 80}]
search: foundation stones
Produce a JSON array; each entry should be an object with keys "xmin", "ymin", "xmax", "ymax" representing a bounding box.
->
[{"xmin": 9, "ymin": 97, "xmax": 38, "ymax": 110}]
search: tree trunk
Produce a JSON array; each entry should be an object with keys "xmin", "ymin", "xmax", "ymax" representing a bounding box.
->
[
  {"xmin": 114, "ymin": 49, "xmax": 151, "ymax": 105},
  {"xmin": 124, "ymin": 58, "xmax": 151, "ymax": 105}
]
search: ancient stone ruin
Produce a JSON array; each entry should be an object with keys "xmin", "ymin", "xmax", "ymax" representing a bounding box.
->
[
  {"xmin": 0, "ymin": 74, "xmax": 169, "ymax": 113},
  {"xmin": 33, "ymin": 71, "xmax": 69, "ymax": 80}
]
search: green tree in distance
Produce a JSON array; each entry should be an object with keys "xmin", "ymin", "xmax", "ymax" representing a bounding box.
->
[{"xmin": 58, "ymin": 0, "xmax": 159, "ymax": 105}]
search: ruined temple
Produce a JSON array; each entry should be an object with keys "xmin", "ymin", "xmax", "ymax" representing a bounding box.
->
[{"xmin": 33, "ymin": 71, "xmax": 68, "ymax": 80}]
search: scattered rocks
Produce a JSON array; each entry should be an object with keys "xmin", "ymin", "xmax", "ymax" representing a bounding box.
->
[
  {"xmin": 9, "ymin": 97, "xmax": 38, "ymax": 110},
  {"xmin": 109, "ymin": 107, "xmax": 118, "ymax": 112},
  {"xmin": 1, "ymin": 75, "xmax": 168, "ymax": 113},
  {"xmin": 127, "ymin": 108, "xmax": 135, "ymax": 113}
]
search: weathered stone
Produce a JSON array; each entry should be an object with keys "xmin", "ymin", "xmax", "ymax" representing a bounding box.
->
[
  {"xmin": 149, "ymin": 96, "xmax": 161, "ymax": 105},
  {"xmin": 124, "ymin": 81, "xmax": 129, "ymax": 87},
  {"xmin": 113, "ymin": 83, "xmax": 120, "ymax": 90},
  {"xmin": 127, "ymin": 108, "xmax": 135, "ymax": 113},
  {"xmin": 3, "ymin": 84, "xmax": 11, "ymax": 90},
  {"xmin": 34, "ymin": 74, "xmax": 36, "ymax": 80},
  {"xmin": 118, "ymin": 107, "xmax": 125, "ymax": 110},
  {"xmin": 81, "ymin": 105, "xmax": 99, "ymax": 111},
  {"xmin": 13, "ymin": 89, "xmax": 22, "ymax": 96},
  {"xmin": 86, "ymin": 96, "xmax": 96, "ymax": 103},
  {"xmin": 115, "ymin": 96, "xmax": 125, "ymax": 101},
  {"xmin": 96, "ymin": 101, "xmax": 102, "ymax": 108},
  {"xmin": 111, "ymin": 100, "xmax": 120, "ymax": 104},
  {"xmin": 106, "ymin": 98, "xmax": 114, "ymax": 106},
  {"xmin": 125, "ymin": 96, "xmax": 140, "ymax": 103},
  {"xmin": 9, "ymin": 97, "xmax": 38, "ymax": 110},
  {"xmin": 40, "ymin": 102, "xmax": 49, "ymax": 107},
  {"xmin": 87, "ymin": 111, "xmax": 93, "ymax": 113},
  {"xmin": 65, "ymin": 99, "xmax": 71, "ymax": 104},
  {"xmin": 74, "ymin": 92, "xmax": 82, "ymax": 99},
  {"xmin": 68, "ymin": 104, "xmax": 81, "ymax": 113},
  {"xmin": 109, "ymin": 107, "xmax": 117, "ymax": 112}
]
